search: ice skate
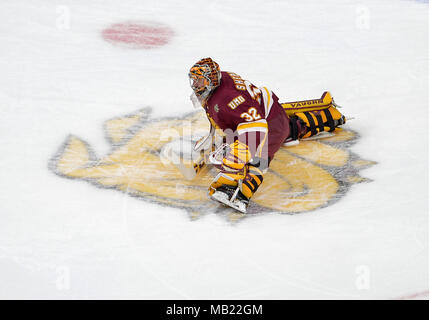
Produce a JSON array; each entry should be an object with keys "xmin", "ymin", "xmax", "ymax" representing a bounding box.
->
[{"xmin": 210, "ymin": 185, "xmax": 249, "ymax": 213}]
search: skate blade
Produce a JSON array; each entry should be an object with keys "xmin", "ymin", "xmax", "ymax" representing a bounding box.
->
[
  {"xmin": 283, "ymin": 131, "xmax": 335, "ymax": 147},
  {"xmin": 302, "ymin": 131, "xmax": 335, "ymax": 141},
  {"xmin": 211, "ymin": 191, "xmax": 247, "ymax": 213},
  {"xmin": 283, "ymin": 139, "xmax": 300, "ymax": 147}
]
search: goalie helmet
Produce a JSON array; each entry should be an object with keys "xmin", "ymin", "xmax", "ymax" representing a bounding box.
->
[{"xmin": 189, "ymin": 58, "xmax": 221, "ymax": 102}]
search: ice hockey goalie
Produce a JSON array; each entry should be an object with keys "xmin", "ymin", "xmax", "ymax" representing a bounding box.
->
[{"xmin": 188, "ymin": 57, "xmax": 346, "ymax": 213}]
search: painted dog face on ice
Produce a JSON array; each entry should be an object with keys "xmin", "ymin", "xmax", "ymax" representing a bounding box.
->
[{"xmin": 50, "ymin": 108, "xmax": 375, "ymax": 221}]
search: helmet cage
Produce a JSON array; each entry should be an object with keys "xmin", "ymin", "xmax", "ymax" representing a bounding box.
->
[{"xmin": 188, "ymin": 58, "xmax": 221, "ymax": 100}]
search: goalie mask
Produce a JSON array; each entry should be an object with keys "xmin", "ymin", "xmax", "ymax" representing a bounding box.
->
[{"xmin": 189, "ymin": 58, "xmax": 221, "ymax": 104}]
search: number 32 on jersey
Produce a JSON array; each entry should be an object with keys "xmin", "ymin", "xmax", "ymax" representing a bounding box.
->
[{"xmin": 241, "ymin": 107, "xmax": 262, "ymax": 122}]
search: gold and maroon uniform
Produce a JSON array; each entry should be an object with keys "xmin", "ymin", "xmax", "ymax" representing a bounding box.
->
[{"xmin": 205, "ymin": 71, "xmax": 291, "ymax": 163}]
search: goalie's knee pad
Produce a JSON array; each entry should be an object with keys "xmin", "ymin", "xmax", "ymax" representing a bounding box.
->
[
  {"xmin": 241, "ymin": 166, "xmax": 264, "ymax": 199},
  {"xmin": 296, "ymin": 106, "xmax": 346, "ymax": 138}
]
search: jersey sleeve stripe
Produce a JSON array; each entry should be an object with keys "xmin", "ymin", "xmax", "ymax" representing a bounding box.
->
[
  {"xmin": 261, "ymin": 87, "xmax": 274, "ymax": 118},
  {"xmin": 237, "ymin": 127, "xmax": 268, "ymax": 134},
  {"xmin": 238, "ymin": 119, "xmax": 268, "ymax": 127},
  {"xmin": 237, "ymin": 120, "xmax": 268, "ymax": 135}
]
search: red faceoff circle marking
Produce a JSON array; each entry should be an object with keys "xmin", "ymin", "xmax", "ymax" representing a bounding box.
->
[{"xmin": 102, "ymin": 22, "xmax": 174, "ymax": 49}]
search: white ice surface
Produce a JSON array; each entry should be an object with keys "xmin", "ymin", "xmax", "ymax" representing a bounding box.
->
[{"xmin": 1, "ymin": 0, "xmax": 429, "ymax": 299}]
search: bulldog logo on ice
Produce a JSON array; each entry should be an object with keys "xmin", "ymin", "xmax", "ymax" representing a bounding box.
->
[{"xmin": 49, "ymin": 108, "xmax": 375, "ymax": 220}]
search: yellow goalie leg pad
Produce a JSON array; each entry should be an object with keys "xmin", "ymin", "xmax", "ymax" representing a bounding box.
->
[
  {"xmin": 240, "ymin": 166, "xmax": 264, "ymax": 199},
  {"xmin": 296, "ymin": 106, "xmax": 346, "ymax": 138},
  {"xmin": 209, "ymin": 170, "xmax": 246, "ymax": 196},
  {"xmin": 222, "ymin": 141, "xmax": 251, "ymax": 172},
  {"xmin": 282, "ymin": 91, "xmax": 333, "ymax": 117}
]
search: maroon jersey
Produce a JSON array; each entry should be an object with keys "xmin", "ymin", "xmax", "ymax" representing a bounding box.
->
[{"xmin": 205, "ymin": 71, "xmax": 291, "ymax": 161}]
